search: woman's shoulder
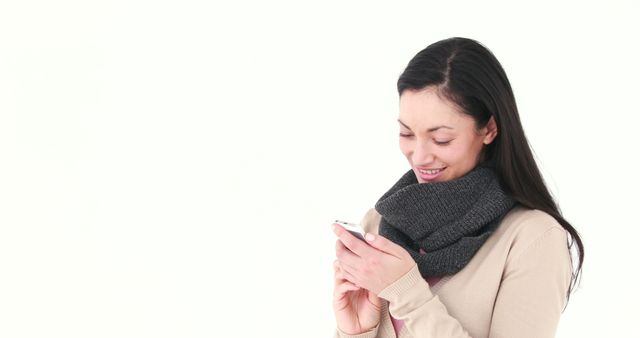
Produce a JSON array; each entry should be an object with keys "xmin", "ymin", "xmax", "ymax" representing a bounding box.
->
[
  {"xmin": 498, "ymin": 205, "xmax": 567, "ymax": 238},
  {"xmin": 495, "ymin": 205, "xmax": 570, "ymax": 262}
]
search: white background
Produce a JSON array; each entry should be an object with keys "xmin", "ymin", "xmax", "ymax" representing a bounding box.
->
[{"xmin": 1, "ymin": 1, "xmax": 638, "ymax": 337}]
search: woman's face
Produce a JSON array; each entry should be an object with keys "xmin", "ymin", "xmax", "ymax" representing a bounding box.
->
[{"xmin": 398, "ymin": 87, "xmax": 497, "ymax": 184}]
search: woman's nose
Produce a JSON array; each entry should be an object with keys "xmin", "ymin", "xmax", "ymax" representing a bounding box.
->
[{"xmin": 413, "ymin": 141, "xmax": 435, "ymax": 164}]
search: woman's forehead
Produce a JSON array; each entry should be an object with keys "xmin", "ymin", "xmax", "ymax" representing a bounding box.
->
[{"xmin": 399, "ymin": 92, "xmax": 472, "ymax": 131}]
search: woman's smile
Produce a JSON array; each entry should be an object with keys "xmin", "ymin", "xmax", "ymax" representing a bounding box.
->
[{"xmin": 415, "ymin": 166, "xmax": 447, "ymax": 182}]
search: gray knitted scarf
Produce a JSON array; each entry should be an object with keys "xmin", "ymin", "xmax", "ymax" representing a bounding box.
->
[{"xmin": 375, "ymin": 165, "xmax": 516, "ymax": 278}]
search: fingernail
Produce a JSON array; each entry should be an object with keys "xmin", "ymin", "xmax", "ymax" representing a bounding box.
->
[{"xmin": 365, "ymin": 233, "xmax": 375, "ymax": 241}]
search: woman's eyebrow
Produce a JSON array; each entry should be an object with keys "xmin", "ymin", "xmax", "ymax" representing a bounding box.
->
[{"xmin": 397, "ymin": 119, "xmax": 454, "ymax": 132}]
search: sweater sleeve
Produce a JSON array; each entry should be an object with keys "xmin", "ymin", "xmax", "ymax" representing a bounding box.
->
[
  {"xmin": 375, "ymin": 226, "xmax": 572, "ymax": 338},
  {"xmin": 488, "ymin": 227, "xmax": 572, "ymax": 338},
  {"xmin": 334, "ymin": 325, "xmax": 379, "ymax": 338},
  {"xmin": 378, "ymin": 264, "xmax": 472, "ymax": 337}
]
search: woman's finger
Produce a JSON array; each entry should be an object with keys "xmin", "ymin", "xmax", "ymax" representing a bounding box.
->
[
  {"xmin": 362, "ymin": 232, "xmax": 405, "ymax": 258},
  {"xmin": 335, "ymin": 240, "xmax": 361, "ymax": 271},
  {"xmin": 334, "ymin": 261, "xmax": 346, "ymax": 286},
  {"xmin": 334, "ymin": 224, "xmax": 372, "ymax": 257},
  {"xmin": 335, "ymin": 279, "xmax": 360, "ymax": 295},
  {"xmin": 339, "ymin": 264, "xmax": 360, "ymax": 286}
]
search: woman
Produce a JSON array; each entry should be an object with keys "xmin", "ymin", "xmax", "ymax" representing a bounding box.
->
[{"xmin": 332, "ymin": 37, "xmax": 584, "ymax": 338}]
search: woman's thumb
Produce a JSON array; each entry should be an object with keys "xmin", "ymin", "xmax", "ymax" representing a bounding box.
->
[{"xmin": 364, "ymin": 233, "xmax": 399, "ymax": 256}]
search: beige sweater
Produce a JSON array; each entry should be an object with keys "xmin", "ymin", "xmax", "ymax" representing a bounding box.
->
[{"xmin": 335, "ymin": 205, "xmax": 572, "ymax": 338}]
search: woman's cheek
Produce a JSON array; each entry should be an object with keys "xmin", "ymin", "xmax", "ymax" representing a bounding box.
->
[
  {"xmin": 442, "ymin": 144, "xmax": 466, "ymax": 163},
  {"xmin": 399, "ymin": 139, "xmax": 412, "ymax": 157}
]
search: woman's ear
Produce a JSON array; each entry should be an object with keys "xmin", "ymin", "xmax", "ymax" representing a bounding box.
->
[{"xmin": 483, "ymin": 116, "xmax": 498, "ymax": 145}]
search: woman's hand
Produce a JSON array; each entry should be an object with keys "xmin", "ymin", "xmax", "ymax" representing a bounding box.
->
[
  {"xmin": 333, "ymin": 224, "xmax": 416, "ymax": 296},
  {"xmin": 333, "ymin": 259, "xmax": 381, "ymax": 335}
]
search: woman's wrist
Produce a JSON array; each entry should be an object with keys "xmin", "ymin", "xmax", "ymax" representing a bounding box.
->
[{"xmin": 379, "ymin": 264, "xmax": 432, "ymax": 303}]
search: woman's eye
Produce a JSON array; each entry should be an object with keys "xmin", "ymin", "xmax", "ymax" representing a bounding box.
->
[
  {"xmin": 434, "ymin": 140, "xmax": 452, "ymax": 145},
  {"xmin": 399, "ymin": 133, "xmax": 413, "ymax": 138}
]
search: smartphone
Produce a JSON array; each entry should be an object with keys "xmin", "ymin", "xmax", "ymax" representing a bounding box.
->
[{"xmin": 334, "ymin": 219, "xmax": 366, "ymax": 241}]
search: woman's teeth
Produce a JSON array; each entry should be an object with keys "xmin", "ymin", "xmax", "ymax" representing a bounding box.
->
[{"xmin": 419, "ymin": 168, "xmax": 443, "ymax": 175}]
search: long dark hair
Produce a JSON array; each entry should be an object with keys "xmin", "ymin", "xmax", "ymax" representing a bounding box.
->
[{"xmin": 397, "ymin": 37, "xmax": 583, "ymax": 302}]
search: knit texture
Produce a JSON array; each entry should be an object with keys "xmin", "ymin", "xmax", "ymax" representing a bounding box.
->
[{"xmin": 375, "ymin": 165, "xmax": 516, "ymax": 278}]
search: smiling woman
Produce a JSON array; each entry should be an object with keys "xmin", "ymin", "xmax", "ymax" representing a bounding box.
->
[
  {"xmin": 397, "ymin": 88, "xmax": 498, "ymax": 184},
  {"xmin": 332, "ymin": 37, "xmax": 584, "ymax": 338}
]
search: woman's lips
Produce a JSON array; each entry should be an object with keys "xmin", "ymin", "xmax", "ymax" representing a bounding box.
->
[{"xmin": 416, "ymin": 167, "xmax": 446, "ymax": 181}]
